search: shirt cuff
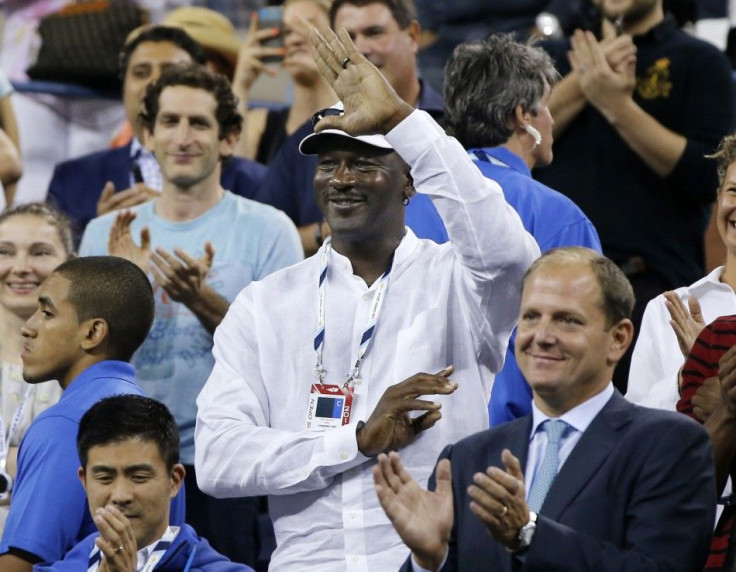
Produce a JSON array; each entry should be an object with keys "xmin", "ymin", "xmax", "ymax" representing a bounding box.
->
[{"xmin": 411, "ymin": 551, "xmax": 448, "ymax": 572}]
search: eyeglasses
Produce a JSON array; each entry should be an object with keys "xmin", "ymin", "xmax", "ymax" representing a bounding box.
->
[{"xmin": 311, "ymin": 107, "xmax": 343, "ymax": 128}]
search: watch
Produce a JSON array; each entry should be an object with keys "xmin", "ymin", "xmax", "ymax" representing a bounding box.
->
[{"xmin": 516, "ymin": 511, "xmax": 537, "ymax": 551}]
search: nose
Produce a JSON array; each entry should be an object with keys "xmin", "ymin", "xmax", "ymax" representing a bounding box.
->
[
  {"xmin": 351, "ymin": 33, "xmax": 371, "ymax": 56},
  {"xmin": 21, "ymin": 312, "xmax": 38, "ymax": 339},
  {"xmin": 10, "ymin": 253, "xmax": 31, "ymax": 274},
  {"xmin": 531, "ymin": 317, "xmax": 556, "ymax": 347},
  {"xmin": 174, "ymin": 120, "xmax": 192, "ymax": 146},
  {"xmin": 110, "ymin": 478, "xmax": 134, "ymax": 507},
  {"xmin": 329, "ymin": 163, "xmax": 356, "ymax": 190}
]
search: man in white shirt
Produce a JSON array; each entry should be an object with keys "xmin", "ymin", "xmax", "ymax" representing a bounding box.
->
[
  {"xmin": 35, "ymin": 394, "xmax": 252, "ymax": 572},
  {"xmin": 375, "ymin": 247, "xmax": 716, "ymax": 572},
  {"xmin": 194, "ymin": 26, "xmax": 539, "ymax": 571}
]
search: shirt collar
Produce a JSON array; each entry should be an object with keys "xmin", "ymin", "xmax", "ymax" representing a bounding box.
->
[
  {"xmin": 474, "ymin": 146, "xmax": 531, "ymax": 177},
  {"xmin": 324, "ymin": 228, "xmax": 419, "ymax": 285},
  {"xmin": 62, "ymin": 360, "xmax": 136, "ymax": 398},
  {"xmin": 530, "ymin": 382, "xmax": 614, "ymax": 438}
]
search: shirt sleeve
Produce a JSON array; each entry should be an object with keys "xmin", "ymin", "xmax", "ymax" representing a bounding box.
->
[
  {"xmin": 663, "ymin": 43, "xmax": 735, "ymax": 206},
  {"xmin": 387, "ymin": 111, "xmax": 540, "ymax": 371},
  {"xmin": 1, "ymin": 416, "xmax": 87, "ymax": 562},
  {"xmin": 677, "ymin": 324, "xmax": 719, "ymax": 419},
  {"xmin": 626, "ymin": 294, "xmax": 682, "ymax": 410}
]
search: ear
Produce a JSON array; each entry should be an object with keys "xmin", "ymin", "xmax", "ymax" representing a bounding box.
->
[
  {"xmin": 406, "ymin": 20, "xmax": 421, "ymax": 53},
  {"xmin": 78, "ymin": 466, "xmax": 87, "ymax": 490},
  {"xmin": 606, "ymin": 318, "xmax": 634, "ymax": 366},
  {"xmin": 143, "ymin": 126, "xmax": 155, "ymax": 152},
  {"xmin": 79, "ymin": 318, "xmax": 109, "ymax": 352},
  {"xmin": 218, "ymin": 130, "xmax": 239, "ymax": 160},
  {"xmin": 169, "ymin": 463, "xmax": 186, "ymax": 499},
  {"xmin": 403, "ymin": 165, "xmax": 416, "ymax": 199},
  {"xmin": 513, "ymin": 104, "xmax": 530, "ymax": 132}
]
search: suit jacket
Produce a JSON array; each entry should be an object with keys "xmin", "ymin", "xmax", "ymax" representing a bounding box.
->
[
  {"xmin": 401, "ymin": 392, "xmax": 715, "ymax": 572},
  {"xmin": 47, "ymin": 142, "xmax": 267, "ymax": 238}
]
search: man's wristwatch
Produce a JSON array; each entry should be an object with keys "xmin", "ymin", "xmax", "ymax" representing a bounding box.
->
[{"xmin": 516, "ymin": 511, "xmax": 537, "ymax": 551}]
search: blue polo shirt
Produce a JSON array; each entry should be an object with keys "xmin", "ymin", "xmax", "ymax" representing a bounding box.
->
[
  {"xmin": 469, "ymin": 147, "xmax": 602, "ymax": 426},
  {"xmin": 0, "ymin": 361, "xmax": 185, "ymax": 562}
]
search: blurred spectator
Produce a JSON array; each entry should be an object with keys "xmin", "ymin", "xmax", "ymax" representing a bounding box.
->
[
  {"xmin": 46, "ymin": 25, "xmax": 266, "ymax": 238},
  {"xmin": 80, "ymin": 63, "xmax": 302, "ymax": 567},
  {"xmin": 232, "ymin": 0, "xmax": 337, "ymax": 164},
  {"xmin": 535, "ymin": 0, "xmax": 736, "ymax": 392},
  {"xmin": 415, "ymin": 0, "xmax": 582, "ymax": 92},
  {"xmin": 628, "ymin": 134, "xmax": 736, "ymax": 410},
  {"xmin": 442, "ymin": 35, "xmax": 602, "ymax": 426},
  {"xmin": 0, "ymin": 203, "xmax": 73, "ymax": 533}
]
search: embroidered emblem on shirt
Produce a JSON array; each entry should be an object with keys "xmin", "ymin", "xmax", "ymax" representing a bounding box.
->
[{"xmin": 636, "ymin": 58, "xmax": 673, "ymax": 100}]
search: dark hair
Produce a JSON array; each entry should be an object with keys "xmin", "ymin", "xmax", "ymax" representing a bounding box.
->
[
  {"xmin": 77, "ymin": 395, "xmax": 179, "ymax": 471},
  {"xmin": 140, "ymin": 62, "xmax": 242, "ymax": 142},
  {"xmin": 53, "ymin": 256, "xmax": 154, "ymax": 361},
  {"xmin": 707, "ymin": 133, "xmax": 736, "ymax": 192},
  {"xmin": 444, "ymin": 34, "xmax": 559, "ymax": 149},
  {"xmin": 0, "ymin": 202, "xmax": 76, "ymax": 256},
  {"xmin": 521, "ymin": 247, "xmax": 635, "ymax": 328},
  {"xmin": 329, "ymin": 0, "xmax": 416, "ymax": 29},
  {"xmin": 119, "ymin": 25, "xmax": 207, "ymax": 82}
]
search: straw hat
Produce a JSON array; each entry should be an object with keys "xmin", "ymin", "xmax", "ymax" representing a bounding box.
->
[{"xmin": 163, "ymin": 7, "xmax": 241, "ymax": 69}]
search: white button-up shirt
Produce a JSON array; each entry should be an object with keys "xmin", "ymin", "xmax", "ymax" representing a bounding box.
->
[{"xmin": 195, "ymin": 110, "xmax": 539, "ymax": 571}]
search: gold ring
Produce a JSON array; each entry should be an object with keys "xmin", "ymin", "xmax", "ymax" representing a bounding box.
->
[
  {"xmin": 114, "ymin": 545, "xmax": 124, "ymax": 554},
  {"xmin": 500, "ymin": 505, "xmax": 508, "ymax": 517},
  {"xmin": 341, "ymin": 57, "xmax": 351, "ymax": 69}
]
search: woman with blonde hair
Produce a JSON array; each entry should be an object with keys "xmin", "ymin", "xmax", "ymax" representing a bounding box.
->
[{"xmin": 0, "ymin": 202, "xmax": 74, "ymax": 531}]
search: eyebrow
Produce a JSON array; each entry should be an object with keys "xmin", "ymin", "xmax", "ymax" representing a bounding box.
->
[
  {"xmin": 38, "ymin": 295, "xmax": 56, "ymax": 311},
  {"xmin": 90, "ymin": 463, "xmax": 155, "ymax": 474}
]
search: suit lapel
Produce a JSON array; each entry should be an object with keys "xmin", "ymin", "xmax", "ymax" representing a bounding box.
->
[
  {"xmin": 107, "ymin": 143, "xmax": 134, "ymax": 192},
  {"xmin": 537, "ymin": 392, "xmax": 633, "ymax": 520}
]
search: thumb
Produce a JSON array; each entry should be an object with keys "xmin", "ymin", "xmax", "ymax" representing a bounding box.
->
[
  {"xmin": 202, "ymin": 241, "xmax": 215, "ymax": 269},
  {"xmin": 501, "ymin": 449, "xmax": 524, "ymax": 483},
  {"xmin": 313, "ymin": 114, "xmax": 345, "ymax": 133},
  {"xmin": 688, "ymin": 296, "xmax": 704, "ymax": 323},
  {"xmin": 100, "ymin": 181, "xmax": 115, "ymax": 200},
  {"xmin": 140, "ymin": 226, "xmax": 151, "ymax": 252},
  {"xmin": 435, "ymin": 458, "xmax": 453, "ymax": 497}
]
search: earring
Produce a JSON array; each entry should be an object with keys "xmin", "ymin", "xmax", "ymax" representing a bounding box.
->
[
  {"xmin": 402, "ymin": 196, "xmax": 410, "ymax": 206},
  {"xmin": 524, "ymin": 124, "xmax": 542, "ymax": 147}
]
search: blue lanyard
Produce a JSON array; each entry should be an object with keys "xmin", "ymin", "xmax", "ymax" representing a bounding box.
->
[{"xmin": 313, "ymin": 237, "xmax": 393, "ymax": 387}]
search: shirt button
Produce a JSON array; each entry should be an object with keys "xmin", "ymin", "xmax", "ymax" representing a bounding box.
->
[
  {"xmin": 340, "ymin": 452, "xmax": 348, "ymax": 460},
  {"xmin": 349, "ymin": 512, "xmax": 357, "ymax": 519},
  {"xmin": 351, "ymin": 555, "xmax": 359, "ymax": 562}
]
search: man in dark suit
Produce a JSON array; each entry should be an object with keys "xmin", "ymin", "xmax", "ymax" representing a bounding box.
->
[
  {"xmin": 47, "ymin": 25, "xmax": 266, "ymax": 237},
  {"xmin": 375, "ymin": 246, "xmax": 716, "ymax": 572}
]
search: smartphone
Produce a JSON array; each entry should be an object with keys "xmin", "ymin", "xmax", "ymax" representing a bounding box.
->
[{"xmin": 258, "ymin": 6, "xmax": 284, "ymax": 63}]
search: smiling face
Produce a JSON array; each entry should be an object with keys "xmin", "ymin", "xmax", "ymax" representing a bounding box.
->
[
  {"xmin": 282, "ymin": 0, "xmax": 330, "ymax": 82},
  {"xmin": 123, "ymin": 41, "xmax": 194, "ymax": 139},
  {"xmin": 516, "ymin": 262, "xmax": 631, "ymax": 416},
  {"xmin": 333, "ymin": 3, "xmax": 419, "ymax": 102},
  {"xmin": 79, "ymin": 438, "xmax": 184, "ymax": 549},
  {"xmin": 717, "ymin": 162, "xmax": 736, "ymax": 256},
  {"xmin": 144, "ymin": 85, "xmax": 234, "ymax": 191},
  {"xmin": 0, "ymin": 215, "xmax": 69, "ymax": 320},
  {"xmin": 313, "ymin": 139, "xmax": 410, "ymax": 246}
]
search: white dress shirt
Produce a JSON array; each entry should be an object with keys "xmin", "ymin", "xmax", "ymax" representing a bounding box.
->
[
  {"xmin": 195, "ymin": 110, "xmax": 539, "ymax": 571},
  {"xmin": 627, "ymin": 266, "xmax": 736, "ymax": 410}
]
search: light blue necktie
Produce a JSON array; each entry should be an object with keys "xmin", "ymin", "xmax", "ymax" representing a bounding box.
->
[{"xmin": 527, "ymin": 419, "xmax": 569, "ymax": 512}]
